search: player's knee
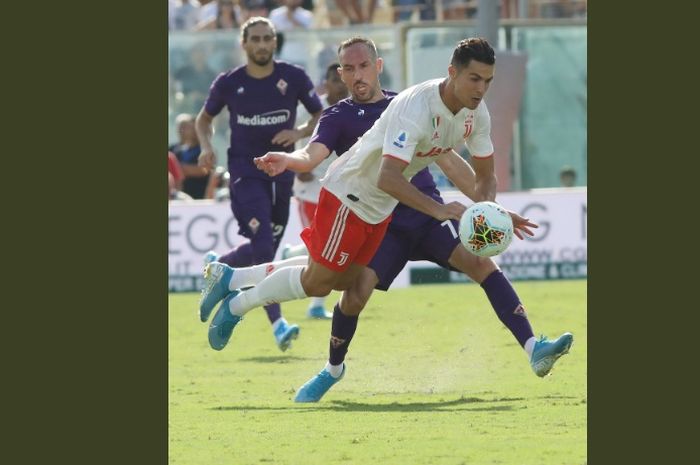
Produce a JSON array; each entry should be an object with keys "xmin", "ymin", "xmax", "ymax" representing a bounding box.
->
[
  {"xmin": 341, "ymin": 290, "xmax": 368, "ymax": 316},
  {"xmin": 300, "ymin": 277, "xmax": 333, "ymax": 297},
  {"xmin": 450, "ymin": 247, "xmax": 498, "ymax": 283}
]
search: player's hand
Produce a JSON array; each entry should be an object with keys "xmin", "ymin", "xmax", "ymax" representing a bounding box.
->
[
  {"xmin": 254, "ymin": 152, "xmax": 289, "ymax": 177},
  {"xmin": 198, "ymin": 150, "xmax": 216, "ymax": 173},
  {"xmin": 436, "ymin": 202, "xmax": 467, "ymax": 221},
  {"xmin": 296, "ymin": 172, "xmax": 314, "ymax": 182},
  {"xmin": 271, "ymin": 129, "xmax": 302, "ymax": 147},
  {"xmin": 508, "ymin": 210, "xmax": 539, "ymax": 240}
]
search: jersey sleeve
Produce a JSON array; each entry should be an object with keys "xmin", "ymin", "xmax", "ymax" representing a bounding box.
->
[
  {"xmin": 297, "ymin": 70, "xmax": 324, "ymax": 115},
  {"xmin": 308, "ymin": 106, "xmax": 342, "ymax": 153},
  {"xmin": 381, "ymin": 97, "xmax": 424, "ymax": 164},
  {"xmin": 465, "ymin": 102, "xmax": 494, "ymax": 158},
  {"xmin": 203, "ymin": 72, "xmax": 228, "ymax": 117}
]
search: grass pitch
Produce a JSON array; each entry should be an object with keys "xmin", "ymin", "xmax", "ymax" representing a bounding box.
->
[{"xmin": 169, "ymin": 280, "xmax": 587, "ymax": 465}]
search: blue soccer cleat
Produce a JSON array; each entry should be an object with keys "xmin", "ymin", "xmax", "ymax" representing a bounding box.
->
[
  {"xmin": 307, "ymin": 305, "xmax": 332, "ymax": 319},
  {"xmin": 199, "ymin": 262, "xmax": 234, "ymax": 322},
  {"xmin": 294, "ymin": 364, "xmax": 346, "ymax": 403},
  {"xmin": 530, "ymin": 332, "xmax": 574, "ymax": 377},
  {"xmin": 208, "ymin": 291, "xmax": 242, "ymax": 351},
  {"xmin": 273, "ymin": 319, "xmax": 300, "ymax": 352},
  {"xmin": 203, "ymin": 250, "xmax": 220, "ymax": 266}
]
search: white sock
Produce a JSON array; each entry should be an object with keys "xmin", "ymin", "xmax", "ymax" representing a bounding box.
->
[
  {"xmin": 524, "ymin": 336, "xmax": 537, "ymax": 359},
  {"xmin": 229, "ymin": 265, "xmax": 308, "ymax": 317},
  {"xmin": 285, "ymin": 244, "xmax": 309, "ymax": 258},
  {"xmin": 324, "ymin": 361, "xmax": 344, "ymax": 378},
  {"xmin": 271, "ymin": 318, "xmax": 287, "ymax": 332},
  {"xmin": 228, "ymin": 256, "xmax": 308, "ymax": 290},
  {"xmin": 308, "ymin": 296, "xmax": 326, "ymax": 309}
]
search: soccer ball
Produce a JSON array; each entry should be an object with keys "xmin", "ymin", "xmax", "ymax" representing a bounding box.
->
[{"xmin": 458, "ymin": 201, "xmax": 514, "ymax": 257}]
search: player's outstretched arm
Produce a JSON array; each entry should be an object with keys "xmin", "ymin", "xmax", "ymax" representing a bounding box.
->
[
  {"xmin": 436, "ymin": 150, "xmax": 477, "ymax": 200},
  {"xmin": 377, "ymin": 156, "xmax": 466, "ymax": 221},
  {"xmin": 254, "ymin": 142, "xmax": 331, "ymax": 177}
]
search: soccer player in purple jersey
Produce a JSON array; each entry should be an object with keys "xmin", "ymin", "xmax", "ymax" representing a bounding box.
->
[
  {"xmin": 195, "ymin": 17, "xmax": 324, "ymax": 352},
  {"xmin": 201, "ymin": 37, "xmax": 574, "ymax": 401}
]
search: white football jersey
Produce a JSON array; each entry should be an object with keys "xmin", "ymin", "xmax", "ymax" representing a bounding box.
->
[{"xmin": 322, "ymin": 78, "xmax": 494, "ymax": 224}]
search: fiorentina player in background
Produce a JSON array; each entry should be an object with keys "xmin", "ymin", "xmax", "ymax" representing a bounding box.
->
[{"xmin": 195, "ymin": 17, "xmax": 323, "ymax": 352}]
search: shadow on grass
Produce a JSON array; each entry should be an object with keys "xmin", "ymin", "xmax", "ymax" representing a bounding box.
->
[
  {"xmin": 210, "ymin": 396, "xmax": 525, "ymax": 413},
  {"xmin": 237, "ymin": 355, "xmax": 315, "ymax": 363}
]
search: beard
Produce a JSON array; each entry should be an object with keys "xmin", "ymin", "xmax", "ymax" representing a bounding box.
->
[{"xmin": 249, "ymin": 51, "xmax": 272, "ymax": 67}]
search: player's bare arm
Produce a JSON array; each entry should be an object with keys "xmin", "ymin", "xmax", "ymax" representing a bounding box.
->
[
  {"xmin": 436, "ymin": 151, "xmax": 536, "ymax": 239},
  {"xmin": 435, "ymin": 150, "xmax": 477, "ymax": 200},
  {"xmin": 271, "ymin": 110, "xmax": 323, "ymax": 147},
  {"xmin": 195, "ymin": 108, "xmax": 217, "ymax": 172},
  {"xmin": 470, "ymin": 155, "xmax": 498, "ymax": 202},
  {"xmin": 377, "ymin": 156, "xmax": 466, "ymax": 221},
  {"xmin": 255, "ymin": 141, "xmax": 331, "ymax": 176}
]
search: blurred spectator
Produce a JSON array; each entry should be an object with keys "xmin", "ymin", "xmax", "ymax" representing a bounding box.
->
[
  {"xmin": 169, "ymin": 0, "xmax": 178, "ymax": 30},
  {"xmin": 168, "ymin": 151, "xmax": 193, "ymax": 201},
  {"xmin": 197, "ymin": 0, "xmax": 218, "ymax": 25},
  {"xmin": 169, "ymin": 173, "xmax": 194, "ymax": 200},
  {"xmin": 335, "ymin": 0, "xmax": 377, "ymax": 23},
  {"xmin": 168, "ymin": 151, "xmax": 185, "ymax": 192},
  {"xmin": 196, "ymin": 0, "xmax": 242, "ymax": 30},
  {"xmin": 239, "ymin": 0, "xmax": 276, "ymax": 22},
  {"xmin": 443, "ymin": 0, "xmax": 477, "ymax": 20},
  {"xmin": 172, "ymin": 44, "xmax": 218, "ymax": 114},
  {"xmin": 205, "ymin": 166, "xmax": 231, "ymax": 201},
  {"xmin": 174, "ymin": 0, "xmax": 202, "ymax": 30},
  {"xmin": 559, "ymin": 165, "xmax": 577, "ymax": 187},
  {"xmin": 392, "ymin": 0, "xmax": 434, "ymax": 21},
  {"xmin": 269, "ymin": 0, "xmax": 314, "ymax": 66},
  {"xmin": 169, "ymin": 114, "xmax": 211, "ymax": 199},
  {"xmin": 269, "ymin": 0, "xmax": 314, "ymax": 30}
]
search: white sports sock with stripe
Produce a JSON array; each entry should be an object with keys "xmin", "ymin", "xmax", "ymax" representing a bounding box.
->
[
  {"xmin": 227, "ymin": 256, "xmax": 308, "ymax": 291},
  {"xmin": 229, "ymin": 265, "xmax": 307, "ymax": 317}
]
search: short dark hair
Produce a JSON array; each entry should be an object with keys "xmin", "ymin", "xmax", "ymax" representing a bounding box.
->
[
  {"xmin": 240, "ymin": 16, "xmax": 276, "ymax": 42},
  {"xmin": 337, "ymin": 37, "xmax": 378, "ymax": 61},
  {"xmin": 451, "ymin": 37, "xmax": 495, "ymax": 69},
  {"xmin": 325, "ymin": 63, "xmax": 340, "ymax": 80}
]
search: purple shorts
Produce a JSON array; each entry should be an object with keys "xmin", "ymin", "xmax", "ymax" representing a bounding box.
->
[
  {"xmin": 229, "ymin": 176, "xmax": 293, "ymax": 249},
  {"xmin": 369, "ymin": 211, "xmax": 461, "ymax": 291}
]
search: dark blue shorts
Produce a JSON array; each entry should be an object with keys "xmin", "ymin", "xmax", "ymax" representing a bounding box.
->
[
  {"xmin": 369, "ymin": 212, "xmax": 461, "ymax": 291},
  {"xmin": 229, "ymin": 176, "xmax": 293, "ymax": 250}
]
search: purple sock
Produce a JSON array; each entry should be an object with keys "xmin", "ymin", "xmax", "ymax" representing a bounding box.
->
[
  {"xmin": 328, "ymin": 303, "xmax": 359, "ymax": 366},
  {"xmin": 217, "ymin": 243, "xmax": 253, "ymax": 267},
  {"xmin": 264, "ymin": 304, "xmax": 281, "ymax": 324},
  {"xmin": 480, "ymin": 270, "xmax": 534, "ymax": 347}
]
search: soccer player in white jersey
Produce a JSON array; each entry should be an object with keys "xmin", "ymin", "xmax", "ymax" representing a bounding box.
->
[{"xmin": 200, "ymin": 38, "xmax": 573, "ymax": 401}]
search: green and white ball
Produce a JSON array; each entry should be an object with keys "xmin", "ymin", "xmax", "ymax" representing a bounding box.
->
[{"xmin": 458, "ymin": 201, "xmax": 514, "ymax": 257}]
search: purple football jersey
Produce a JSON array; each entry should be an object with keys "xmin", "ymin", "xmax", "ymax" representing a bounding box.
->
[
  {"xmin": 311, "ymin": 90, "xmax": 442, "ymax": 229},
  {"xmin": 204, "ymin": 61, "xmax": 323, "ymax": 182}
]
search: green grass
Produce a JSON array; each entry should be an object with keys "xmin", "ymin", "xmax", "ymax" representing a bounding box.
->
[{"xmin": 170, "ymin": 280, "xmax": 587, "ymax": 465}]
